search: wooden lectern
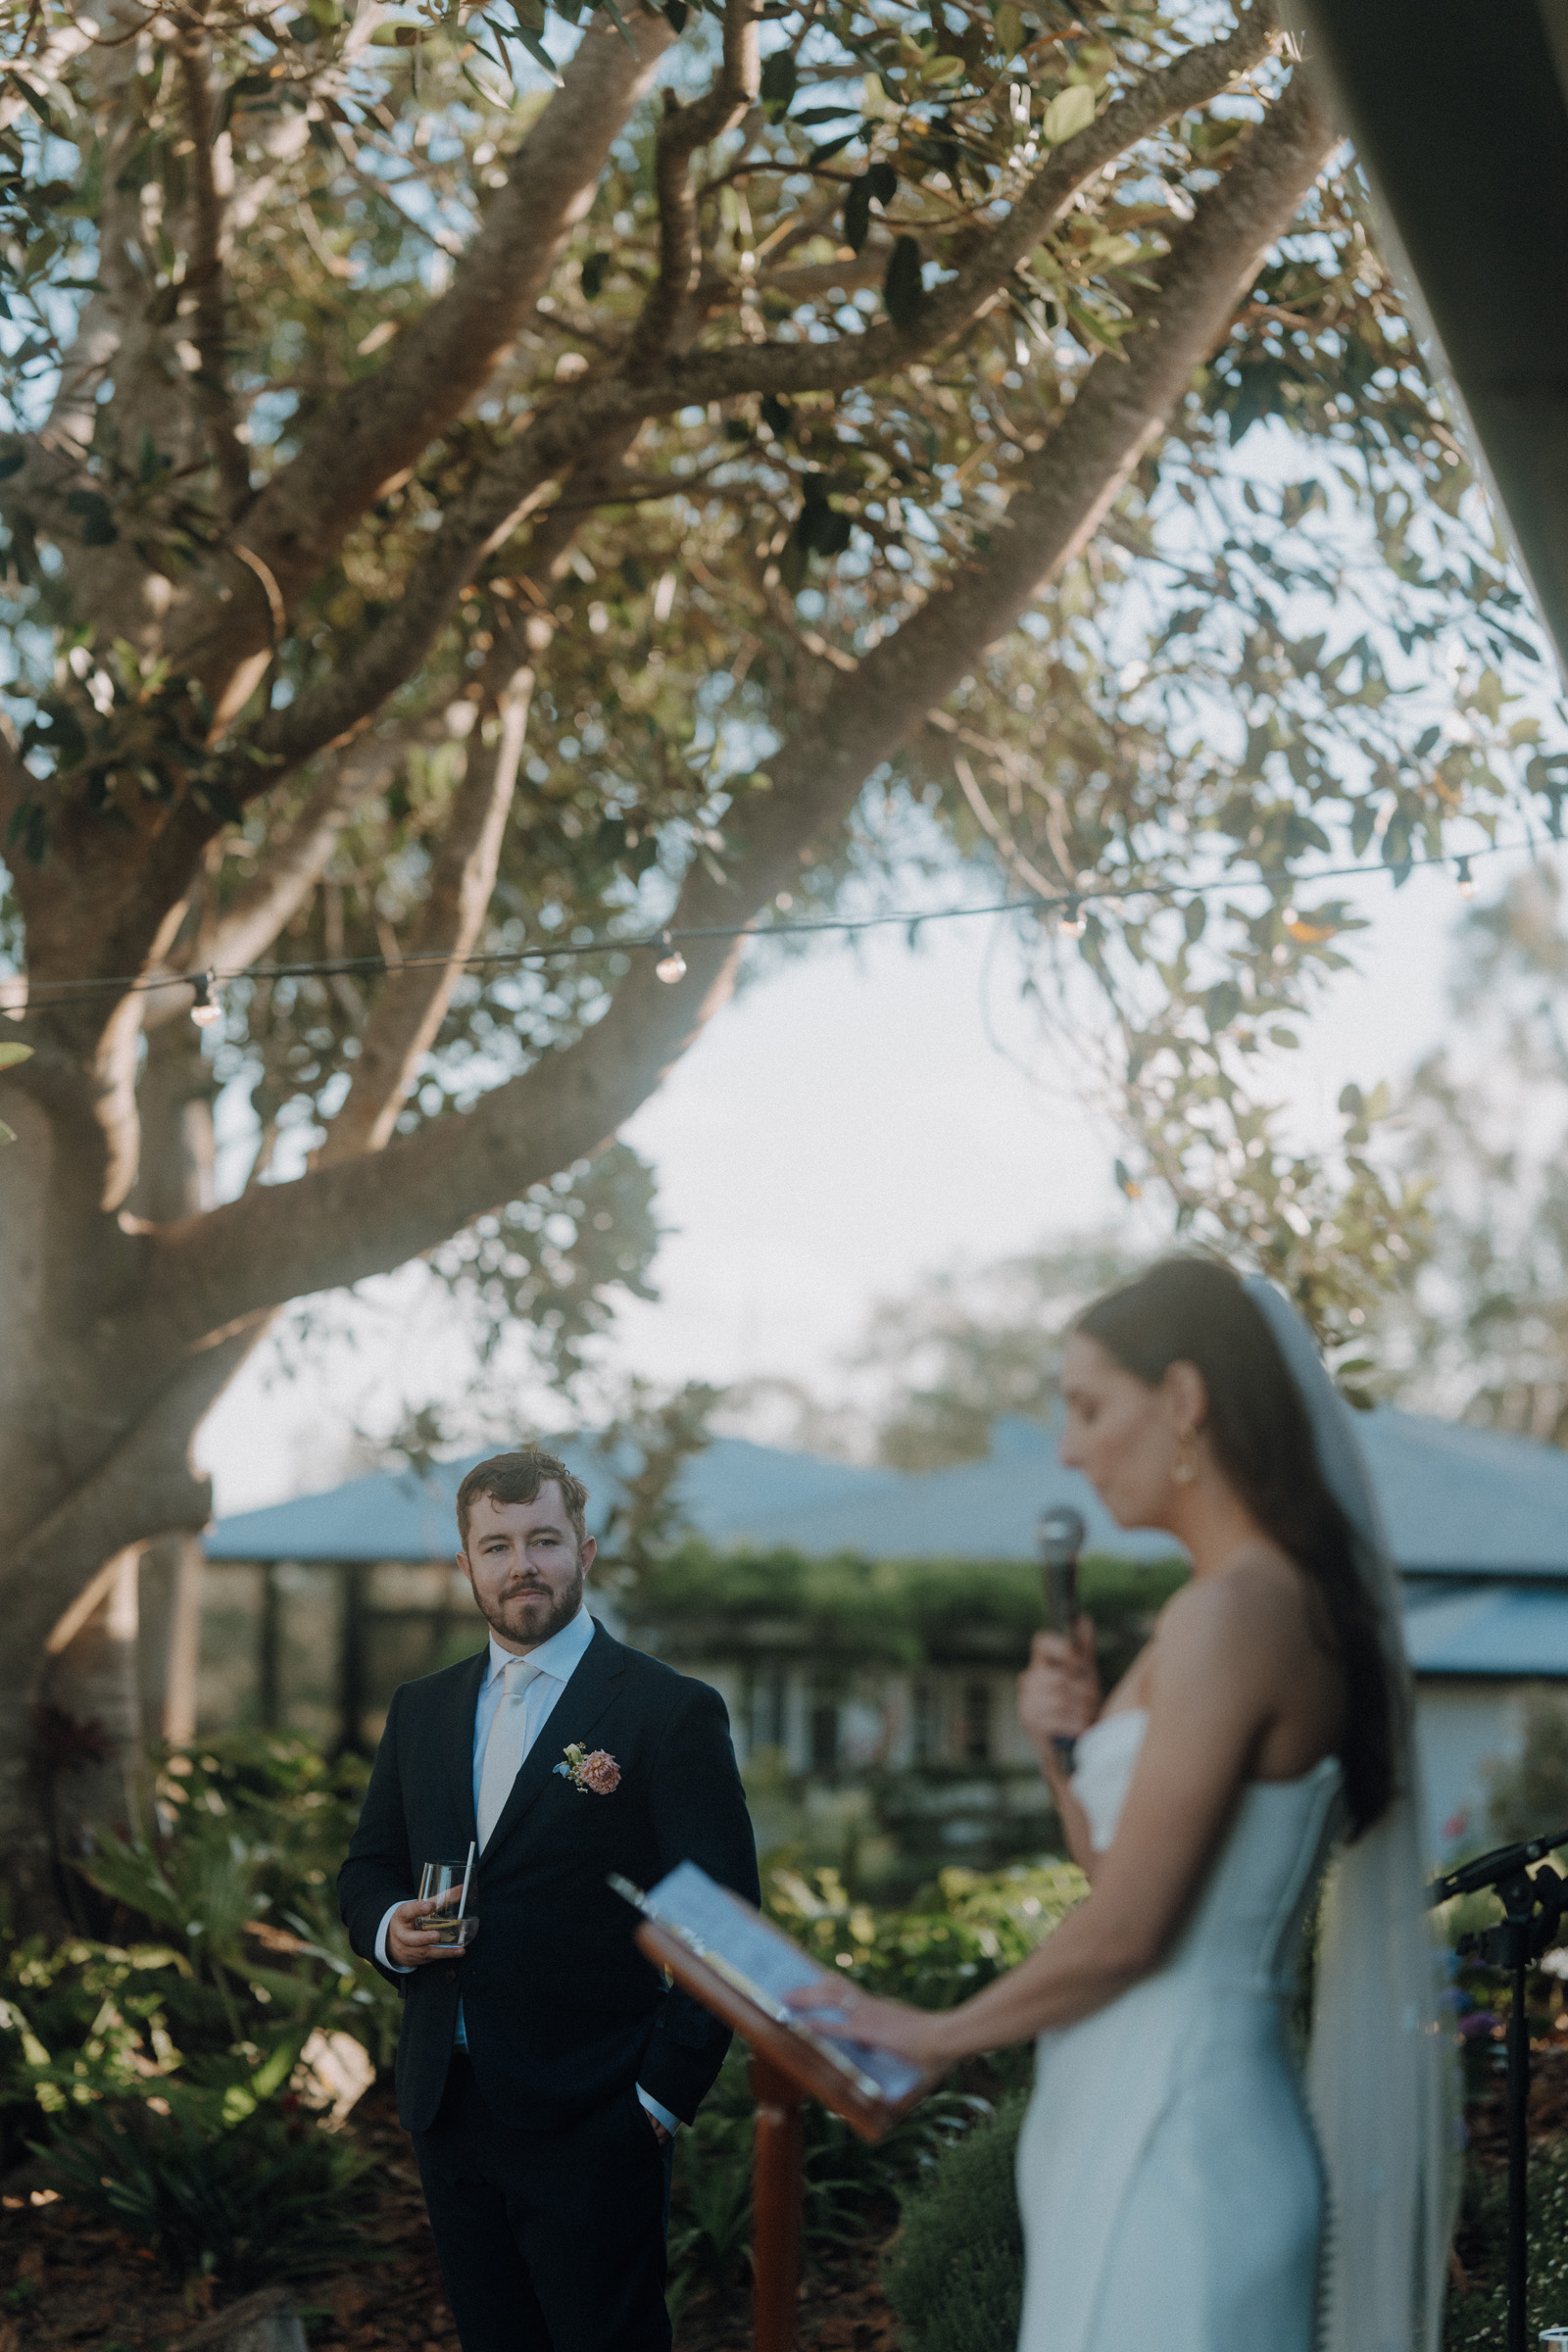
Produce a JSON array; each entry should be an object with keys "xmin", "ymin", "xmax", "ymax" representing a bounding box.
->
[{"xmin": 632, "ymin": 1909, "xmax": 938, "ymax": 2352}]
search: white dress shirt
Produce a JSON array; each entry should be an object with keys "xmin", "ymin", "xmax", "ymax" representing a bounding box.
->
[{"xmin": 373, "ymin": 1606, "xmax": 677, "ymax": 2134}]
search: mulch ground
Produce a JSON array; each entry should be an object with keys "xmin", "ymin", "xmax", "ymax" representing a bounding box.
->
[{"xmin": 0, "ymin": 2084, "xmax": 896, "ymax": 2352}]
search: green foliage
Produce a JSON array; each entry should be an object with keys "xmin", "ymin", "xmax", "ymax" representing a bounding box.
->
[
  {"xmin": 767, "ymin": 1857, "xmax": 1085, "ymax": 2029},
  {"xmin": 882, "ymin": 2090, "xmax": 1027, "ymax": 2352},
  {"xmin": 592, "ymin": 1375, "xmax": 725, "ymax": 1587},
  {"xmin": 0, "ymin": 1735, "xmax": 396, "ymax": 2173},
  {"xmin": 633, "ymin": 1540, "xmax": 1187, "ymax": 1687},
  {"xmin": 1486, "ymin": 1688, "xmax": 1568, "ymax": 1845},
  {"xmin": 0, "ymin": 1935, "xmax": 188, "ymax": 2167},
  {"xmin": 36, "ymin": 2097, "xmax": 381, "ymax": 2292},
  {"xmin": 848, "ymin": 1235, "xmax": 1140, "ymax": 1471}
]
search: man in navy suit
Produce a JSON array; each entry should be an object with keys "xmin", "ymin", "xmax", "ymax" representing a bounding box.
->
[{"xmin": 339, "ymin": 1448, "xmax": 759, "ymax": 2352}]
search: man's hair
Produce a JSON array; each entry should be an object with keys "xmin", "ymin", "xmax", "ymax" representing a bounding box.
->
[{"xmin": 455, "ymin": 1449, "xmax": 590, "ymax": 1551}]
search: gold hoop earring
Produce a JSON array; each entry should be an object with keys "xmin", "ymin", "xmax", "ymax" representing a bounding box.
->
[{"xmin": 1171, "ymin": 1432, "xmax": 1199, "ymax": 1487}]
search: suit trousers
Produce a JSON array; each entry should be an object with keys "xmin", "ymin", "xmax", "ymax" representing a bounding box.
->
[{"xmin": 415, "ymin": 2053, "xmax": 674, "ymax": 2352}]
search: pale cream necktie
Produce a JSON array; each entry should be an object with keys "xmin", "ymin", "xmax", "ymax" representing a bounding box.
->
[{"xmin": 476, "ymin": 1658, "xmax": 543, "ymax": 1850}]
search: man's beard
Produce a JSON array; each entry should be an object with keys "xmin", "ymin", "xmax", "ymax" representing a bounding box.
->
[{"xmin": 480, "ymin": 1564, "xmax": 585, "ymax": 1650}]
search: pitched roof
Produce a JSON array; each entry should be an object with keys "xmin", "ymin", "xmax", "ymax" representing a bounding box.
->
[{"xmin": 206, "ymin": 1404, "xmax": 1568, "ymax": 1581}]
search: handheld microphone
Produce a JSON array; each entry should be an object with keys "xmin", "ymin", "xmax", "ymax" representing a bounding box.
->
[{"xmin": 1037, "ymin": 1504, "xmax": 1086, "ymax": 1773}]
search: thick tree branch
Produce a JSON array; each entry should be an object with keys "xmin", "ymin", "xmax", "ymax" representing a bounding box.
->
[
  {"xmin": 176, "ymin": 29, "xmax": 251, "ymax": 514},
  {"xmin": 142, "ymin": 63, "xmax": 1332, "ymax": 1345},
  {"xmin": 321, "ymin": 648, "xmax": 536, "ymax": 1159},
  {"xmin": 242, "ymin": 6, "xmax": 1277, "ymax": 777},
  {"xmin": 32, "ymin": 0, "xmax": 206, "ymax": 643},
  {"xmin": 135, "ymin": 736, "xmax": 410, "ymax": 1033},
  {"xmin": 170, "ymin": 9, "xmax": 675, "ymax": 719},
  {"xmin": 2, "ymin": 1333, "xmax": 257, "ymax": 1690},
  {"xmin": 623, "ymin": 0, "xmax": 760, "ymax": 375}
]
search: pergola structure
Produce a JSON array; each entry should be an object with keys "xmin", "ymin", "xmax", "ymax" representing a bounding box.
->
[{"xmin": 1293, "ymin": 0, "xmax": 1568, "ymax": 680}]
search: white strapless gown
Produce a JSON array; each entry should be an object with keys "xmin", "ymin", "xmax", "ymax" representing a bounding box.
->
[{"xmin": 1015, "ymin": 1710, "xmax": 1345, "ymax": 2352}]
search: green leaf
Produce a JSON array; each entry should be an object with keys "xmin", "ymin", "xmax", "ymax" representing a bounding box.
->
[
  {"xmin": 808, "ymin": 129, "xmax": 859, "ymax": 166},
  {"xmin": 844, "ymin": 176, "xmax": 873, "ymax": 255},
  {"xmin": 66, "ymin": 489, "xmax": 117, "ymax": 546},
  {"xmin": 661, "ymin": 0, "xmax": 688, "ymax": 28},
  {"xmin": 1204, "ymin": 978, "xmax": 1243, "ymax": 1036},
  {"xmin": 1042, "ymin": 82, "xmax": 1095, "ymax": 143},
  {"xmin": 595, "ymin": 0, "xmax": 640, "ymax": 56},
  {"xmin": 760, "ymin": 49, "xmax": 798, "ymax": 120},
  {"xmin": 866, "ymin": 161, "xmax": 898, "ymax": 205},
  {"xmin": 760, "ymin": 394, "xmax": 791, "ymax": 438},
  {"xmin": 0, "ymin": 1042, "xmax": 33, "ymax": 1071},
  {"xmin": 1183, "ymin": 898, "xmax": 1205, "ymax": 944},
  {"xmin": 580, "ymin": 251, "xmax": 610, "ymax": 300},
  {"xmin": 514, "ymin": 0, "xmax": 547, "ymax": 25},
  {"xmin": 509, "ymin": 13, "xmax": 563, "ymax": 78},
  {"xmin": 8, "ymin": 75, "xmax": 56, "ymax": 131},
  {"xmin": 883, "ymin": 235, "xmax": 925, "ymax": 329},
  {"xmin": 994, "ymin": 3, "xmax": 1026, "ymax": 55}
]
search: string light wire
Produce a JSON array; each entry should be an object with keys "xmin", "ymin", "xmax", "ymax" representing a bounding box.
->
[{"xmin": 0, "ymin": 825, "xmax": 1541, "ymax": 1016}]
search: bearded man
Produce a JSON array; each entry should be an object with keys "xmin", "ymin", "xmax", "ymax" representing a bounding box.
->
[{"xmin": 339, "ymin": 1448, "xmax": 759, "ymax": 2352}]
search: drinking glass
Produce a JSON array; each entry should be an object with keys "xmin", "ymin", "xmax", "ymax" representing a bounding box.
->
[{"xmin": 419, "ymin": 1858, "xmax": 479, "ymax": 1947}]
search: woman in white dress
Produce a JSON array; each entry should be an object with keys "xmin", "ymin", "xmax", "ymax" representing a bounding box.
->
[{"xmin": 791, "ymin": 1258, "xmax": 1455, "ymax": 2352}]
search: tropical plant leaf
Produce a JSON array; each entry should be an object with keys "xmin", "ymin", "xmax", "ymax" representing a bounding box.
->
[{"xmin": 884, "ymin": 234, "xmax": 925, "ymax": 328}]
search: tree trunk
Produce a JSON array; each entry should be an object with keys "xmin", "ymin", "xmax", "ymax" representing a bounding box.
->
[
  {"xmin": 138, "ymin": 1535, "xmax": 205, "ymax": 1749},
  {"xmin": 38, "ymin": 1550, "xmax": 143, "ymax": 1925},
  {"xmin": 124, "ymin": 1023, "xmax": 218, "ymax": 1756}
]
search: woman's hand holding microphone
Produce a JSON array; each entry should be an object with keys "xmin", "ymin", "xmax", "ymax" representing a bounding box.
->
[{"xmin": 1017, "ymin": 1617, "xmax": 1102, "ymax": 1785}]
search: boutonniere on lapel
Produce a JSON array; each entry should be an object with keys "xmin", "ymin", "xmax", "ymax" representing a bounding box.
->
[{"xmin": 554, "ymin": 1742, "xmax": 621, "ymax": 1795}]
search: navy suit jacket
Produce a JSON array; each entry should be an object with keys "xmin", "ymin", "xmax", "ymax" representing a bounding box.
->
[{"xmin": 339, "ymin": 1623, "xmax": 759, "ymax": 2135}]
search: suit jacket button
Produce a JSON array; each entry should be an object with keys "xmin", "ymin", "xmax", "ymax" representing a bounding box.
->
[{"xmin": 445, "ymin": 1965, "xmax": 458, "ymax": 1982}]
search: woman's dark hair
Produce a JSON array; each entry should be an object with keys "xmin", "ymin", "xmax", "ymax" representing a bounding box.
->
[{"xmin": 1077, "ymin": 1255, "xmax": 1396, "ymax": 1837}]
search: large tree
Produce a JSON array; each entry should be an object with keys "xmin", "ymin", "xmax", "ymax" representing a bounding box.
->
[{"xmin": 0, "ymin": 0, "xmax": 1554, "ymax": 1914}]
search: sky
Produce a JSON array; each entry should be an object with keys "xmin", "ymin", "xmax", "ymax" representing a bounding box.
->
[{"xmin": 197, "ymin": 838, "xmax": 1538, "ymax": 1514}]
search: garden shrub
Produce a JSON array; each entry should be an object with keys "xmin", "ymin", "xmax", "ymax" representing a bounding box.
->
[
  {"xmin": 883, "ymin": 2090, "xmax": 1027, "ymax": 2352},
  {"xmin": 0, "ymin": 1733, "xmax": 399, "ymax": 2282},
  {"xmin": 36, "ymin": 2095, "xmax": 381, "ymax": 2291}
]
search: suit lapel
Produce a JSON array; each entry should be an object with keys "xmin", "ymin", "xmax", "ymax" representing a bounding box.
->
[
  {"xmin": 480, "ymin": 1622, "xmax": 628, "ymax": 1863},
  {"xmin": 442, "ymin": 1648, "xmax": 488, "ymax": 1845}
]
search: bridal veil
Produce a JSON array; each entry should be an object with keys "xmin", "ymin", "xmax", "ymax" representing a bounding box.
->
[{"xmin": 1245, "ymin": 1279, "xmax": 1459, "ymax": 2352}]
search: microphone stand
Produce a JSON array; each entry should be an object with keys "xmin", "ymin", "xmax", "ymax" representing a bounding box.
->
[{"xmin": 1429, "ymin": 1825, "xmax": 1568, "ymax": 2352}]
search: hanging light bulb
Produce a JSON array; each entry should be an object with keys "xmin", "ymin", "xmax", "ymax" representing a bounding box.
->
[
  {"xmin": 1057, "ymin": 894, "xmax": 1087, "ymax": 939},
  {"xmin": 655, "ymin": 933, "xmax": 687, "ymax": 984},
  {"xmin": 190, "ymin": 971, "xmax": 222, "ymax": 1028},
  {"xmin": 1455, "ymin": 855, "xmax": 1476, "ymax": 900}
]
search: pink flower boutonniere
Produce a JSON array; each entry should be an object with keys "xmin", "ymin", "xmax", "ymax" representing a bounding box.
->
[{"xmin": 555, "ymin": 1742, "xmax": 620, "ymax": 1795}]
